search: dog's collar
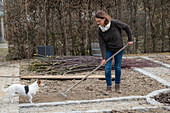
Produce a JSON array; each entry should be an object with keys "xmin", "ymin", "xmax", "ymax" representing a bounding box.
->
[{"xmin": 24, "ymin": 85, "xmax": 29, "ymax": 94}]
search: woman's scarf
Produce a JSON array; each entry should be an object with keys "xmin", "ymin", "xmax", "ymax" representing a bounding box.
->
[{"xmin": 99, "ymin": 22, "xmax": 111, "ymax": 32}]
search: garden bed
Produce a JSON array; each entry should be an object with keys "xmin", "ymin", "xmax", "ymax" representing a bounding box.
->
[
  {"xmin": 19, "ymin": 69, "xmax": 166, "ymax": 103},
  {"xmin": 154, "ymin": 91, "xmax": 170, "ymax": 105},
  {"xmin": 112, "ymin": 108, "xmax": 170, "ymax": 113},
  {"xmin": 19, "ymin": 54, "xmax": 170, "ymax": 104}
]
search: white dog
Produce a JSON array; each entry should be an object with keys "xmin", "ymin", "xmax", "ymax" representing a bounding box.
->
[{"xmin": 1, "ymin": 79, "xmax": 45, "ymax": 103}]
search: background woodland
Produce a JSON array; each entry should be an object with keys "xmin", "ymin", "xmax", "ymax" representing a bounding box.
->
[{"xmin": 3, "ymin": 0, "xmax": 170, "ymax": 59}]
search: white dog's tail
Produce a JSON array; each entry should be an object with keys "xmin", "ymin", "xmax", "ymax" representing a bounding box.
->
[{"xmin": 1, "ymin": 85, "xmax": 8, "ymax": 92}]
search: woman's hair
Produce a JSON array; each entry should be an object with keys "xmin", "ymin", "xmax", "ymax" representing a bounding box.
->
[{"xmin": 94, "ymin": 10, "xmax": 111, "ymax": 26}]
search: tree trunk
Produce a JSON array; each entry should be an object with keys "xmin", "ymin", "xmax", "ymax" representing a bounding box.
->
[
  {"xmin": 133, "ymin": 0, "xmax": 138, "ymax": 53},
  {"xmin": 61, "ymin": 1, "xmax": 67, "ymax": 55},
  {"xmin": 84, "ymin": 0, "xmax": 89, "ymax": 55},
  {"xmin": 143, "ymin": 0, "xmax": 147, "ymax": 53},
  {"xmin": 148, "ymin": 1, "xmax": 156, "ymax": 52},
  {"xmin": 161, "ymin": 0, "xmax": 165, "ymax": 52}
]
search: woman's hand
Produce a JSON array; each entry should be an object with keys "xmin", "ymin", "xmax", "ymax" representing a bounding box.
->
[
  {"xmin": 101, "ymin": 59, "xmax": 106, "ymax": 66},
  {"xmin": 128, "ymin": 41, "xmax": 133, "ymax": 45}
]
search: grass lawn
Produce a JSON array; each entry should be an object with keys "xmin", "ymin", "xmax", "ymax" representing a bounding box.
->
[{"xmin": 0, "ymin": 48, "xmax": 8, "ymax": 62}]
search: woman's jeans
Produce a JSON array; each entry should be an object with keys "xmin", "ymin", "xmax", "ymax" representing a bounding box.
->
[{"xmin": 105, "ymin": 50, "xmax": 124, "ymax": 87}]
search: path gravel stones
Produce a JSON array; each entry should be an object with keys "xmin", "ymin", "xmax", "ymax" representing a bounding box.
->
[
  {"xmin": 0, "ymin": 64, "xmax": 20, "ymax": 113},
  {"xmin": 141, "ymin": 67, "xmax": 170, "ymax": 82}
]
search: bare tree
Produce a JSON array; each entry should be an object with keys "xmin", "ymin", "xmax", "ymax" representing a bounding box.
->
[{"xmin": 4, "ymin": 0, "xmax": 170, "ymax": 59}]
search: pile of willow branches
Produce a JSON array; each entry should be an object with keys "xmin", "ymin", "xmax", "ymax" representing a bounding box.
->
[
  {"xmin": 29, "ymin": 56, "xmax": 103, "ymax": 75},
  {"xmin": 29, "ymin": 56, "xmax": 162, "ymax": 75}
]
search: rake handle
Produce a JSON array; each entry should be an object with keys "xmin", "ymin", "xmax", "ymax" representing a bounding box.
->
[{"xmin": 64, "ymin": 44, "xmax": 128, "ymax": 93}]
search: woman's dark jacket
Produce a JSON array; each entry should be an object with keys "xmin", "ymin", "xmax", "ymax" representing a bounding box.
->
[{"xmin": 98, "ymin": 19, "xmax": 132, "ymax": 60}]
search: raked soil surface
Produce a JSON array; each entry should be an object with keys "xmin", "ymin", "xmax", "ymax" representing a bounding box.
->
[{"xmin": 19, "ymin": 68, "xmax": 167, "ymax": 103}]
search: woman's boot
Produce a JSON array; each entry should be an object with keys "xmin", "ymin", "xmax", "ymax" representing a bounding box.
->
[
  {"xmin": 104, "ymin": 86, "xmax": 112, "ymax": 95},
  {"xmin": 115, "ymin": 84, "xmax": 121, "ymax": 93}
]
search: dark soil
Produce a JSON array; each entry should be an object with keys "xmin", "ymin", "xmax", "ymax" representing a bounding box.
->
[
  {"xmin": 112, "ymin": 108, "xmax": 170, "ymax": 113},
  {"xmin": 154, "ymin": 91, "xmax": 170, "ymax": 105}
]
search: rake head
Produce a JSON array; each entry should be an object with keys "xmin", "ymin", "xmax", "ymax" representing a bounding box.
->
[{"xmin": 58, "ymin": 91, "xmax": 67, "ymax": 98}]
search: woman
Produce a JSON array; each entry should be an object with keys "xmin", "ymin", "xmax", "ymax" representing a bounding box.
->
[{"xmin": 94, "ymin": 10, "xmax": 133, "ymax": 95}]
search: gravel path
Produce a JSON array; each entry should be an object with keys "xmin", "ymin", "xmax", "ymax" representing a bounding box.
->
[
  {"xmin": 141, "ymin": 67, "xmax": 170, "ymax": 82},
  {"xmin": 19, "ymin": 97, "xmax": 150, "ymax": 112},
  {"xmin": 148, "ymin": 54, "xmax": 170, "ymax": 65}
]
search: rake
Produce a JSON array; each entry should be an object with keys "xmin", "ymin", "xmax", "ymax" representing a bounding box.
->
[{"xmin": 59, "ymin": 44, "xmax": 128, "ymax": 98}]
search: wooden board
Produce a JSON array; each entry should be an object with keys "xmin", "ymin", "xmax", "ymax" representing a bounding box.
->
[{"xmin": 20, "ymin": 75, "xmax": 115, "ymax": 80}]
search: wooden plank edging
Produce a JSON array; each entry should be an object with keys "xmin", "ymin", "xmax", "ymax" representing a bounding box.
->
[{"xmin": 20, "ymin": 75, "xmax": 115, "ymax": 80}]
